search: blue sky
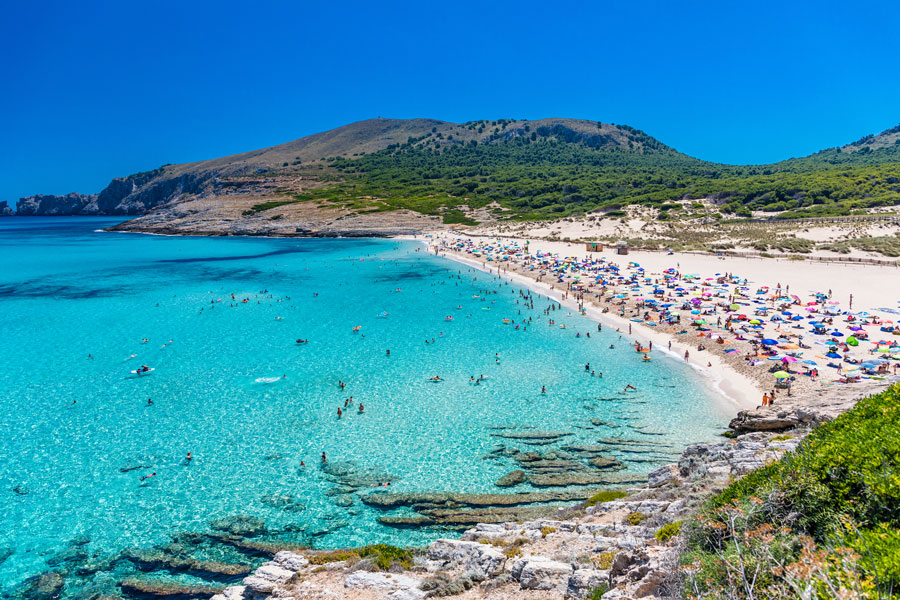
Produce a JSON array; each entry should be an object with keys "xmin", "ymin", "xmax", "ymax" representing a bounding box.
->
[{"xmin": 2, "ymin": 0, "xmax": 899, "ymax": 202}]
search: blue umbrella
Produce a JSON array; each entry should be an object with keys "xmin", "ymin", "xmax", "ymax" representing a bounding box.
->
[
  {"xmin": 802, "ymin": 360, "xmax": 818, "ymax": 365},
  {"xmin": 761, "ymin": 338, "xmax": 779, "ymax": 345},
  {"xmin": 826, "ymin": 351, "xmax": 842, "ymax": 359}
]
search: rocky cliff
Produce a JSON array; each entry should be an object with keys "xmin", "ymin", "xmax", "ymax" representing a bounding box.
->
[
  {"xmin": 15, "ymin": 193, "xmax": 99, "ymax": 215},
  {"xmin": 0, "ymin": 201, "xmax": 13, "ymax": 216},
  {"xmin": 14, "ymin": 166, "xmax": 212, "ymax": 216}
]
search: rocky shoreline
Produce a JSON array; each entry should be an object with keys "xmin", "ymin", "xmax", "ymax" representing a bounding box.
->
[{"xmin": 201, "ymin": 379, "xmax": 893, "ymax": 600}]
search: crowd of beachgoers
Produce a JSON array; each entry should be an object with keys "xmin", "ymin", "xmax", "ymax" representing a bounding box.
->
[{"xmin": 429, "ymin": 234, "xmax": 900, "ymax": 407}]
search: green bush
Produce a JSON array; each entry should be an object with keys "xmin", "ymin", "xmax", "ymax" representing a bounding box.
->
[
  {"xmin": 626, "ymin": 512, "xmax": 647, "ymax": 526},
  {"xmin": 585, "ymin": 490, "xmax": 628, "ymax": 507},
  {"xmin": 683, "ymin": 384, "xmax": 900, "ymax": 598},
  {"xmin": 358, "ymin": 544, "xmax": 414, "ymax": 570},
  {"xmin": 654, "ymin": 521, "xmax": 682, "ymax": 543}
]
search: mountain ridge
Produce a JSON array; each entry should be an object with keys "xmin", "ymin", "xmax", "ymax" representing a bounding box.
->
[{"xmin": 12, "ymin": 118, "xmax": 900, "ymax": 229}]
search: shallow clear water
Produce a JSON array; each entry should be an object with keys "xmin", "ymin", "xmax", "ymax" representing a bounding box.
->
[{"xmin": 0, "ymin": 217, "xmax": 729, "ymax": 595}]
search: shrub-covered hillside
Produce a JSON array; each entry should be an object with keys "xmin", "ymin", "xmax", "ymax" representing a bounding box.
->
[
  {"xmin": 682, "ymin": 383, "xmax": 900, "ymax": 599},
  {"xmin": 266, "ymin": 120, "xmax": 900, "ymax": 223}
]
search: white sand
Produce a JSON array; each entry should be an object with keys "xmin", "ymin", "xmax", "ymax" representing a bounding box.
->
[{"xmin": 418, "ymin": 232, "xmax": 900, "ymax": 420}]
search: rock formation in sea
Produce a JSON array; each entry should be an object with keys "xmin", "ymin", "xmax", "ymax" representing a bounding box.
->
[{"xmin": 0, "ymin": 201, "xmax": 13, "ymax": 216}]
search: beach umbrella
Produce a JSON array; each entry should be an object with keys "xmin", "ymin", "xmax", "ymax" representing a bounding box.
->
[
  {"xmin": 781, "ymin": 356, "xmax": 799, "ymax": 362},
  {"xmin": 826, "ymin": 351, "xmax": 842, "ymax": 359},
  {"xmin": 802, "ymin": 360, "xmax": 818, "ymax": 365},
  {"xmin": 773, "ymin": 371, "xmax": 790, "ymax": 379},
  {"xmin": 761, "ymin": 338, "xmax": 779, "ymax": 345}
]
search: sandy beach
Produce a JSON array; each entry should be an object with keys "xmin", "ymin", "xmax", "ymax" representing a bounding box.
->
[{"xmin": 421, "ymin": 232, "xmax": 900, "ymax": 418}]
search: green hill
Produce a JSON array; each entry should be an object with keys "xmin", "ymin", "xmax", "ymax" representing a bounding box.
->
[
  {"xmin": 17, "ymin": 118, "xmax": 900, "ymax": 222},
  {"xmin": 261, "ymin": 120, "xmax": 900, "ymax": 223}
]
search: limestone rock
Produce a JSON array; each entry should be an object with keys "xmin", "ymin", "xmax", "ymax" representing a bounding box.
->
[
  {"xmin": 565, "ymin": 568, "xmax": 608, "ymax": 599},
  {"xmin": 242, "ymin": 562, "xmax": 294, "ymax": 594},
  {"xmin": 512, "ymin": 556, "xmax": 573, "ymax": 591},
  {"xmin": 273, "ymin": 550, "xmax": 309, "ymax": 572},
  {"xmin": 647, "ymin": 463, "xmax": 679, "ymax": 488},
  {"xmin": 344, "ymin": 570, "xmax": 420, "ymax": 591},
  {"xmin": 427, "ymin": 539, "xmax": 506, "ymax": 577}
]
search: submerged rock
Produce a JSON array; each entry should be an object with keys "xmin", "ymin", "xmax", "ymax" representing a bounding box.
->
[
  {"xmin": 529, "ymin": 472, "xmax": 645, "ymax": 487},
  {"xmin": 361, "ymin": 489, "xmax": 603, "ymax": 510},
  {"xmin": 205, "ymin": 532, "xmax": 305, "ymax": 557},
  {"xmin": 406, "ymin": 506, "xmax": 561, "ymax": 526},
  {"xmin": 333, "ymin": 494, "xmax": 354, "ymax": 507},
  {"xmin": 209, "ymin": 515, "xmax": 267, "ymax": 537},
  {"xmin": 10, "ymin": 570, "xmax": 64, "ymax": 600},
  {"xmin": 121, "ymin": 548, "xmax": 252, "ymax": 580},
  {"xmin": 588, "ymin": 457, "xmax": 624, "ymax": 470},
  {"xmin": 321, "ymin": 460, "xmax": 396, "ymax": 490},
  {"xmin": 119, "ymin": 578, "xmax": 223, "ymax": 599},
  {"xmin": 260, "ymin": 493, "xmax": 306, "ymax": 513},
  {"xmin": 495, "ymin": 470, "xmax": 526, "ymax": 487},
  {"xmin": 492, "ymin": 431, "xmax": 572, "ymax": 441}
]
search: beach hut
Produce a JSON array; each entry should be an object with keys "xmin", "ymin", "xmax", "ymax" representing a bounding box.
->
[
  {"xmin": 585, "ymin": 242, "xmax": 604, "ymax": 252},
  {"xmin": 614, "ymin": 241, "xmax": 629, "ymax": 256}
]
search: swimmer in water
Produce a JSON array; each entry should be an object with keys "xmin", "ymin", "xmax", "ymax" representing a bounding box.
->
[
  {"xmin": 358, "ymin": 403, "xmax": 364, "ymax": 413},
  {"xmin": 185, "ymin": 452, "xmax": 193, "ymax": 462},
  {"xmin": 140, "ymin": 472, "xmax": 156, "ymax": 482},
  {"xmin": 337, "ymin": 407, "xmax": 342, "ymax": 418},
  {"xmin": 321, "ymin": 452, "xmax": 327, "ymax": 464},
  {"xmin": 541, "ymin": 385, "xmax": 547, "ymax": 394},
  {"xmin": 624, "ymin": 384, "xmax": 636, "ymax": 392}
]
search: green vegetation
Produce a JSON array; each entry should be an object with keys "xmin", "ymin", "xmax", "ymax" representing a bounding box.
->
[
  {"xmin": 251, "ymin": 122, "xmax": 900, "ymax": 222},
  {"xmin": 627, "ymin": 512, "xmax": 648, "ymax": 526},
  {"xmin": 585, "ymin": 489, "xmax": 629, "ymax": 507},
  {"xmin": 655, "ymin": 520, "xmax": 683, "ymax": 543},
  {"xmin": 819, "ymin": 233, "xmax": 900, "ymax": 257},
  {"xmin": 307, "ymin": 544, "xmax": 414, "ymax": 570},
  {"xmin": 595, "ymin": 551, "xmax": 616, "ymax": 570},
  {"xmin": 589, "ymin": 583, "xmax": 611, "ymax": 599},
  {"xmin": 682, "ymin": 384, "xmax": 900, "ymax": 598}
]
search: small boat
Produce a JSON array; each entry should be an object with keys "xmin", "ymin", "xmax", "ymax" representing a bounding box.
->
[{"xmin": 254, "ymin": 376, "xmax": 282, "ymax": 384}]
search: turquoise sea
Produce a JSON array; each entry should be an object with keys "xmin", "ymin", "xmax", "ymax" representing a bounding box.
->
[{"xmin": 0, "ymin": 217, "xmax": 729, "ymax": 597}]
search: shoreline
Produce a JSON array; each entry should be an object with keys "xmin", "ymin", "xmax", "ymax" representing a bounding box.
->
[{"xmin": 422, "ymin": 242, "xmax": 760, "ymax": 413}]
